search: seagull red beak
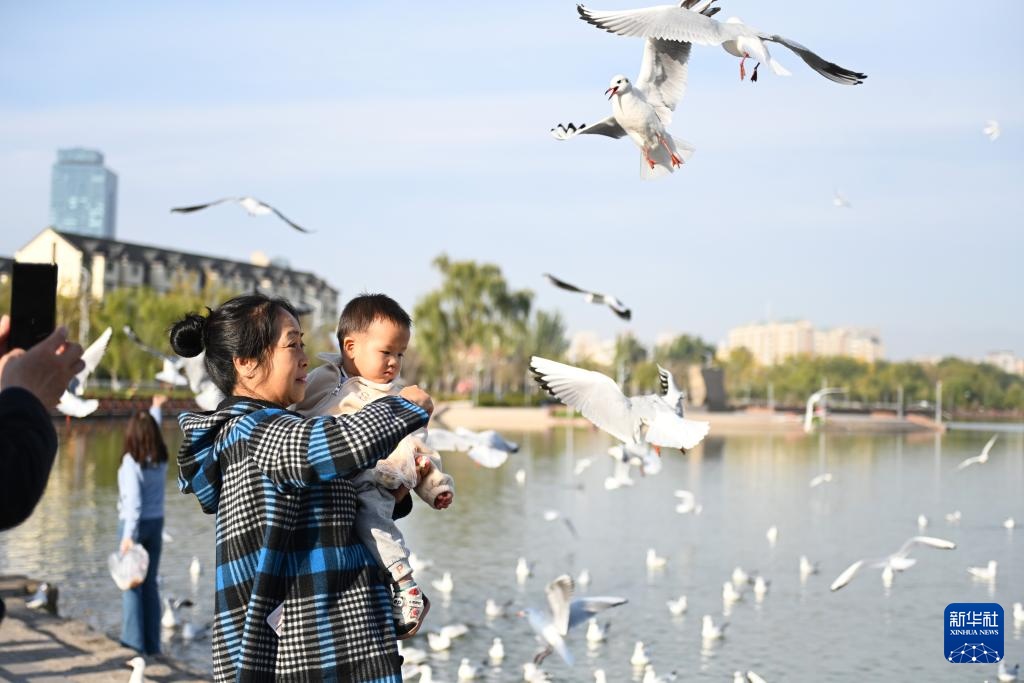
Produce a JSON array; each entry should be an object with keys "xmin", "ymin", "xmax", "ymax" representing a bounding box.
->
[{"xmin": 605, "ymin": 86, "xmax": 618, "ymax": 99}]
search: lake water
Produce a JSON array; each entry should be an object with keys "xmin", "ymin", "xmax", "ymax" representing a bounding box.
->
[{"xmin": 1, "ymin": 419, "xmax": 1021, "ymax": 682}]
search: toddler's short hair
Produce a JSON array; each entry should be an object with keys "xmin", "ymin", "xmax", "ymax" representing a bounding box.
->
[{"xmin": 337, "ymin": 293, "xmax": 412, "ymax": 348}]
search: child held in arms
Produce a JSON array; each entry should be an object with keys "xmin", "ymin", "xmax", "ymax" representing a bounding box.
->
[{"xmin": 292, "ymin": 294, "xmax": 453, "ymax": 638}]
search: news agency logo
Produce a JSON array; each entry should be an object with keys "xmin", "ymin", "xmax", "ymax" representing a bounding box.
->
[{"xmin": 945, "ymin": 603, "xmax": 1004, "ymax": 664}]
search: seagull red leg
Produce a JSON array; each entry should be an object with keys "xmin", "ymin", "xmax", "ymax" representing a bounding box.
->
[
  {"xmin": 658, "ymin": 135, "xmax": 683, "ymax": 167},
  {"xmin": 643, "ymin": 148, "xmax": 656, "ymax": 170},
  {"xmin": 739, "ymin": 54, "xmax": 748, "ymax": 80}
]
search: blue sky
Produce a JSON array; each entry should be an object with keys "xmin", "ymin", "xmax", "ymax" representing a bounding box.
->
[{"xmin": 1, "ymin": 1, "xmax": 1021, "ymax": 360}]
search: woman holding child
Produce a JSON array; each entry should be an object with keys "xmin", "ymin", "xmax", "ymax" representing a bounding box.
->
[{"xmin": 170, "ymin": 293, "xmax": 432, "ymax": 682}]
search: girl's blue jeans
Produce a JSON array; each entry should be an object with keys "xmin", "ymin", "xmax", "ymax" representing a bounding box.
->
[{"xmin": 118, "ymin": 517, "xmax": 163, "ymax": 655}]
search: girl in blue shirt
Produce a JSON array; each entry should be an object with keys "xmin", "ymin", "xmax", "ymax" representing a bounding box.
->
[{"xmin": 117, "ymin": 395, "xmax": 169, "ymax": 655}]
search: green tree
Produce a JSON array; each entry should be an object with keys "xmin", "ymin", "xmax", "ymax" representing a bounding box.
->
[{"xmin": 411, "ymin": 255, "xmax": 534, "ymax": 395}]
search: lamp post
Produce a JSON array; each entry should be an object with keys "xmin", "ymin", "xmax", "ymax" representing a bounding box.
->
[{"xmin": 78, "ymin": 266, "xmax": 91, "ymax": 346}]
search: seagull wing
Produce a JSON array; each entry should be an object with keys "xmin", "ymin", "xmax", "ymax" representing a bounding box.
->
[
  {"xmin": 268, "ymin": 205, "xmax": 312, "ymax": 233},
  {"xmin": 425, "ymin": 428, "xmax": 473, "ymax": 453},
  {"xmin": 979, "ymin": 434, "xmax": 998, "ymax": 459},
  {"xmin": 170, "ymin": 198, "xmax": 235, "ymax": 213},
  {"xmin": 577, "ymin": 3, "xmax": 736, "ymax": 45},
  {"xmin": 466, "ymin": 445, "xmax": 509, "ymax": 468},
  {"xmin": 636, "ymin": 38, "xmax": 692, "ymax": 125},
  {"xmin": 80, "ymin": 327, "xmax": 112, "ymax": 378},
  {"xmin": 955, "ymin": 455, "xmax": 982, "ymax": 471},
  {"xmin": 530, "ymin": 356, "xmax": 635, "ymax": 444},
  {"xmin": 551, "ymin": 118, "xmax": 627, "ymax": 141},
  {"xmin": 545, "ymin": 575, "xmax": 575, "ymax": 636},
  {"xmin": 657, "ymin": 364, "xmax": 683, "ymax": 413},
  {"xmin": 829, "ymin": 559, "xmax": 864, "ymax": 591},
  {"xmin": 605, "ymin": 298, "xmax": 632, "ymax": 321},
  {"xmin": 69, "ymin": 327, "xmax": 113, "ymax": 394},
  {"xmin": 123, "ymin": 325, "xmax": 176, "ymax": 362},
  {"xmin": 764, "ymin": 35, "xmax": 866, "ymax": 85},
  {"xmin": 544, "ymin": 273, "xmax": 592, "ymax": 295},
  {"xmin": 894, "ymin": 536, "xmax": 956, "ymax": 557},
  {"xmin": 567, "ymin": 596, "xmax": 628, "ymax": 631},
  {"xmin": 475, "ymin": 429, "xmax": 519, "ymax": 453}
]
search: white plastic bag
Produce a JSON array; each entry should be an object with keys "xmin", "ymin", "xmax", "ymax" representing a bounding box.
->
[{"xmin": 108, "ymin": 545, "xmax": 150, "ymax": 591}]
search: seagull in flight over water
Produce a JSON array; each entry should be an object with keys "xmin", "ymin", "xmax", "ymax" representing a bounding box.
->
[
  {"xmin": 57, "ymin": 327, "xmax": 113, "ymax": 418},
  {"xmin": 124, "ymin": 325, "xmax": 224, "ymax": 411},
  {"xmin": 543, "ymin": 273, "xmax": 632, "ymax": 320},
  {"xmin": 531, "ymin": 356, "xmax": 710, "ymax": 452},
  {"xmin": 521, "ymin": 574, "xmax": 627, "ymax": 666},
  {"xmin": 171, "ymin": 197, "xmax": 312, "ymax": 233},
  {"xmin": 829, "ymin": 536, "xmax": 956, "ymax": 591},
  {"xmin": 955, "ymin": 435, "xmax": 997, "ymax": 471}
]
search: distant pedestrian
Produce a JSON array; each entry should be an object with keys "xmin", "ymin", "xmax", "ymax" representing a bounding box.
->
[{"xmin": 117, "ymin": 395, "xmax": 169, "ymax": 655}]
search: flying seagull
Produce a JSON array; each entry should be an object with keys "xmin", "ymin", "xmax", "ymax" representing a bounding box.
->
[
  {"xmin": 829, "ymin": 536, "xmax": 956, "ymax": 591},
  {"xmin": 577, "ymin": 3, "xmax": 867, "ymax": 85},
  {"xmin": 124, "ymin": 325, "xmax": 224, "ymax": 411},
  {"xmin": 522, "ymin": 574, "xmax": 628, "ymax": 666},
  {"xmin": 833, "ymin": 189, "xmax": 852, "ymax": 208},
  {"xmin": 58, "ymin": 327, "xmax": 113, "ymax": 418},
  {"xmin": 170, "ymin": 197, "xmax": 311, "ymax": 233},
  {"xmin": 531, "ymin": 356, "xmax": 710, "ymax": 451},
  {"xmin": 425, "ymin": 427, "xmax": 518, "ymax": 468},
  {"xmin": 955, "ymin": 435, "xmax": 997, "ymax": 471},
  {"xmin": 552, "ymin": 1, "xmax": 720, "ymax": 178},
  {"xmin": 543, "ymin": 273, "xmax": 631, "ymax": 320}
]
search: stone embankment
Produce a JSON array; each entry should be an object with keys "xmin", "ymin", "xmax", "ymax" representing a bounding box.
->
[{"xmin": 0, "ymin": 576, "xmax": 209, "ymax": 682}]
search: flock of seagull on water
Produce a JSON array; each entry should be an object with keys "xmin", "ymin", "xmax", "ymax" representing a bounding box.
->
[{"xmin": 369, "ymin": 432, "xmax": 1019, "ymax": 683}]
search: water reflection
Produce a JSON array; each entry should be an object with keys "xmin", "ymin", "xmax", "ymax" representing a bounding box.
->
[{"xmin": 0, "ymin": 421, "xmax": 1020, "ymax": 681}]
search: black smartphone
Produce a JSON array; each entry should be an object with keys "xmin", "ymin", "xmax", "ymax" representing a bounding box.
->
[{"xmin": 9, "ymin": 262, "xmax": 58, "ymax": 350}]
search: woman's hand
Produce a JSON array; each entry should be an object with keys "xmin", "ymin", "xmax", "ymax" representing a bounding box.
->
[
  {"xmin": 398, "ymin": 385, "xmax": 433, "ymax": 416},
  {"xmin": 120, "ymin": 537, "xmax": 134, "ymax": 555}
]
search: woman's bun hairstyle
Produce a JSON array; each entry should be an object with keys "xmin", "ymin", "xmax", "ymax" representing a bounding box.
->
[{"xmin": 169, "ymin": 311, "xmax": 208, "ymax": 358}]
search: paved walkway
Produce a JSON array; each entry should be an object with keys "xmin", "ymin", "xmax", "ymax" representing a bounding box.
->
[{"xmin": 0, "ymin": 576, "xmax": 209, "ymax": 682}]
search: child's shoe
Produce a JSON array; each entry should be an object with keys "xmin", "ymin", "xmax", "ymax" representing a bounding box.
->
[{"xmin": 392, "ymin": 581, "xmax": 430, "ymax": 639}]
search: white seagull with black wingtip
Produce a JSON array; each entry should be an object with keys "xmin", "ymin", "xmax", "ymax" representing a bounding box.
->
[
  {"xmin": 552, "ymin": 0, "xmax": 718, "ymax": 178},
  {"xmin": 531, "ymin": 356, "xmax": 709, "ymax": 452},
  {"xmin": 543, "ymin": 273, "xmax": 632, "ymax": 320},
  {"xmin": 171, "ymin": 197, "xmax": 312, "ymax": 233},
  {"xmin": 577, "ymin": 1, "xmax": 867, "ymax": 85}
]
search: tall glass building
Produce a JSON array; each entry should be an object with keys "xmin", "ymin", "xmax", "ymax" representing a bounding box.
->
[{"xmin": 49, "ymin": 148, "xmax": 118, "ymax": 238}]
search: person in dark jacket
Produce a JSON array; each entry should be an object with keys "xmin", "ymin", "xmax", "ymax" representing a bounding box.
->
[
  {"xmin": 0, "ymin": 314, "xmax": 85, "ymax": 531},
  {"xmin": 0, "ymin": 314, "xmax": 84, "ymax": 624},
  {"xmin": 171, "ymin": 294, "xmax": 433, "ymax": 682}
]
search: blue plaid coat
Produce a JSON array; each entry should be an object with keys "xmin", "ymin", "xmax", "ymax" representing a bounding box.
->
[{"xmin": 177, "ymin": 395, "xmax": 429, "ymax": 682}]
